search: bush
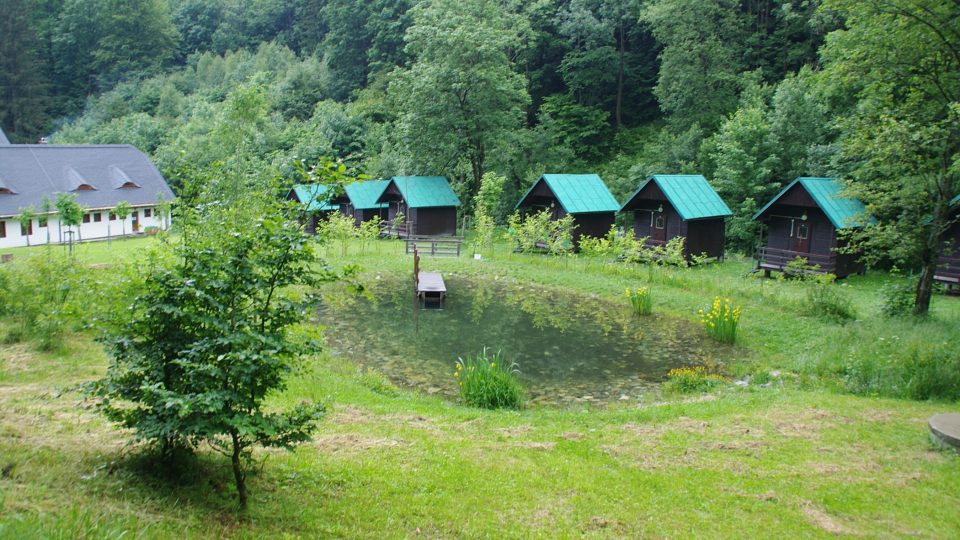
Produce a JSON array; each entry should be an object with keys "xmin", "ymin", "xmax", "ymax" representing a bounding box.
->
[
  {"xmin": 1, "ymin": 253, "xmax": 83, "ymax": 350},
  {"xmin": 880, "ymin": 281, "xmax": 914, "ymax": 317},
  {"xmin": 802, "ymin": 274, "xmax": 857, "ymax": 323},
  {"xmin": 626, "ymin": 286, "xmax": 652, "ymax": 316},
  {"xmin": 698, "ymin": 296, "xmax": 741, "ymax": 344},
  {"xmin": 455, "ymin": 349, "xmax": 523, "ymax": 409},
  {"xmin": 664, "ymin": 366, "xmax": 728, "ymax": 393}
]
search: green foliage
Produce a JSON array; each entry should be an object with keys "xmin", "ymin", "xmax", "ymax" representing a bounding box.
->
[
  {"xmin": 320, "ymin": 212, "xmax": 358, "ymax": 257},
  {"xmin": 0, "ymin": 253, "xmax": 83, "ymax": 350},
  {"xmin": 802, "ymin": 274, "xmax": 857, "ymax": 323},
  {"xmin": 698, "ymin": 296, "xmax": 741, "ymax": 344},
  {"xmin": 625, "ymin": 286, "xmax": 652, "ymax": 316},
  {"xmin": 113, "ymin": 201, "xmax": 132, "ymax": 237},
  {"xmin": 357, "ymin": 216, "xmax": 382, "ymax": 254},
  {"xmin": 17, "ymin": 206, "xmax": 36, "ymax": 246},
  {"xmin": 88, "ymin": 189, "xmax": 332, "ymax": 510},
  {"xmin": 508, "ymin": 210, "xmax": 576, "ymax": 256},
  {"xmin": 880, "ymin": 281, "xmax": 915, "ymax": 318},
  {"xmin": 841, "ymin": 342, "xmax": 960, "ymax": 401},
  {"xmin": 664, "ymin": 365, "xmax": 728, "ymax": 393},
  {"xmin": 455, "ymin": 349, "xmax": 523, "ymax": 410}
]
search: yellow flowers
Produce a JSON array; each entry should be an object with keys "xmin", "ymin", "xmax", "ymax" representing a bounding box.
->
[
  {"xmin": 626, "ymin": 286, "xmax": 653, "ymax": 316},
  {"xmin": 700, "ymin": 295, "xmax": 741, "ymax": 344}
]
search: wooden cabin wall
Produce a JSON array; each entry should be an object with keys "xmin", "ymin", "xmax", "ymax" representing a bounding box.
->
[
  {"xmin": 414, "ymin": 207, "xmax": 458, "ymax": 236},
  {"xmin": 573, "ymin": 213, "xmax": 615, "ymax": 244},
  {"xmin": 685, "ymin": 218, "xmax": 726, "ymax": 259}
]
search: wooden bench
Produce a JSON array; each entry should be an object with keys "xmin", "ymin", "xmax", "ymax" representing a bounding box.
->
[{"xmin": 405, "ymin": 236, "xmax": 463, "ymax": 257}]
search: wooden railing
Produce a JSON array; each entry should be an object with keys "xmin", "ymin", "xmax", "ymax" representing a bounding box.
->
[
  {"xmin": 757, "ymin": 246, "xmax": 836, "ymax": 274},
  {"xmin": 380, "ymin": 220, "xmax": 415, "ymax": 238},
  {"xmin": 405, "ymin": 236, "xmax": 463, "ymax": 257},
  {"xmin": 934, "ymin": 254, "xmax": 960, "ymax": 283}
]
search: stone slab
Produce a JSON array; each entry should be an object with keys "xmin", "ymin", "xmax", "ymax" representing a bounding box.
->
[{"xmin": 929, "ymin": 413, "xmax": 960, "ymax": 451}]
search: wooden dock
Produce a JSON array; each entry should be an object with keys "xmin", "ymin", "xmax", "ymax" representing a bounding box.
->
[{"xmin": 416, "ymin": 271, "xmax": 446, "ymax": 308}]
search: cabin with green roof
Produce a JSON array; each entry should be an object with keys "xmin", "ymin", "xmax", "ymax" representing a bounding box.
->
[
  {"xmin": 286, "ymin": 184, "xmax": 339, "ymax": 234},
  {"xmin": 331, "ymin": 179, "xmax": 390, "ymax": 226},
  {"xmin": 514, "ymin": 173, "xmax": 620, "ymax": 248},
  {"xmin": 752, "ymin": 177, "xmax": 871, "ymax": 278},
  {"xmin": 376, "ymin": 176, "xmax": 461, "ymax": 236},
  {"xmin": 620, "ymin": 174, "xmax": 732, "ymax": 260},
  {"xmin": 934, "ymin": 194, "xmax": 960, "ymax": 289}
]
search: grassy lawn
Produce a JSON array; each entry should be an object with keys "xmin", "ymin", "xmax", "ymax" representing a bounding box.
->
[{"xmin": 1, "ymin": 236, "xmax": 959, "ymax": 538}]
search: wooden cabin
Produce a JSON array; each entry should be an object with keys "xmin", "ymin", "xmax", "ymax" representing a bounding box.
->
[
  {"xmin": 514, "ymin": 173, "xmax": 619, "ymax": 249},
  {"xmin": 330, "ymin": 179, "xmax": 389, "ymax": 226},
  {"xmin": 752, "ymin": 177, "xmax": 872, "ymax": 278},
  {"xmin": 376, "ymin": 176, "xmax": 461, "ymax": 236},
  {"xmin": 620, "ymin": 174, "xmax": 731, "ymax": 260},
  {"xmin": 934, "ymin": 194, "xmax": 960, "ymax": 290},
  {"xmin": 287, "ymin": 184, "xmax": 339, "ymax": 234}
]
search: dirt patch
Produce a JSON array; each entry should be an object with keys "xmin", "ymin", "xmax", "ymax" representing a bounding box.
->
[
  {"xmin": 512, "ymin": 441, "xmax": 555, "ymax": 451},
  {"xmin": 799, "ymin": 500, "xmax": 852, "ymax": 535},
  {"xmin": 312, "ymin": 434, "xmax": 409, "ymax": 454},
  {"xmin": 494, "ymin": 425, "xmax": 532, "ymax": 438},
  {"xmin": 0, "ymin": 344, "xmax": 35, "ymax": 375},
  {"xmin": 560, "ymin": 432, "xmax": 583, "ymax": 441},
  {"xmin": 583, "ymin": 515, "xmax": 626, "ymax": 533}
]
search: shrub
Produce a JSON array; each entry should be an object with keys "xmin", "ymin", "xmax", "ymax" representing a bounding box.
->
[
  {"xmin": 455, "ymin": 349, "xmax": 523, "ymax": 409},
  {"xmin": 802, "ymin": 274, "xmax": 857, "ymax": 323},
  {"xmin": 698, "ymin": 296, "xmax": 741, "ymax": 344},
  {"xmin": 1, "ymin": 253, "xmax": 83, "ymax": 350},
  {"xmin": 842, "ymin": 345, "xmax": 960, "ymax": 401},
  {"xmin": 664, "ymin": 366, "xmax": 728, "ymax": 393},
  {"xmin": 880, "ymin": 281, "xmax": 914, "ymax": 317},
  {"xmin": 626, "ymin": 286, "xmax": 652, "ymax": 316}
]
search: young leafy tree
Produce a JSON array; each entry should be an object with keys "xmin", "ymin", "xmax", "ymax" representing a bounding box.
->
[
  {"xmin": 113, "ymin": 200, "xmax": 132, "ymax": 237},
  {"xmin": 17, "ymin": 206, "xmax": 36, "ymax": 246},
  {"xmin": 819, "ymin": 0, "xmax": 960, "ymax": 314},
  {"xmin": 55, "ymin": 193, "xmax": 83, "ymax": 245},
  {"xmin": 39, "ymin": 196, "xmax": 53, "ymax": 245},
  {"xmin": 89, "ymin": 190, "xmax": 331, "ymax": 510}
]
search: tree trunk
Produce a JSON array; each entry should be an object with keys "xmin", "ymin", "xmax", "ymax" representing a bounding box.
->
[
  {"xmin": 230, "ymin": 431, "xmax": 248, "ymax": 511},
  {"xmin": 615, "ymin": 22, "xmax": 625, "ymax": 129},
  {"xmin": 915, "ymin": 257, "xmax": 936, "ymax": 315}
]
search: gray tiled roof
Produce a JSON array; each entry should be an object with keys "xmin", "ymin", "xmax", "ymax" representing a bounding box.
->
[
  {"xmin": 0, "ymin": 128, "xmax": 10, "ymax": 145},
  {"xmin": 0, "ymin": 145, "xmax": 174, "ymax": 217}
]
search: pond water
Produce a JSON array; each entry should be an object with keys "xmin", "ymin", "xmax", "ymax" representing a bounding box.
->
[{"xmin": 318, "ymin": 274, "xmax": 720, "ymax": 406}]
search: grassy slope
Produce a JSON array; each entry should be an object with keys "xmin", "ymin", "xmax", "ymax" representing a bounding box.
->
[{"xmin": 1, "ymin": 237, "xmax": 959, "ymax": 538}]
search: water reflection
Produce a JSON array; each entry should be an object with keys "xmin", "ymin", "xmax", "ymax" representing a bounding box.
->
[{"xmin": 318, "ymin": 274, "xmax": 717, "ymax": 406}]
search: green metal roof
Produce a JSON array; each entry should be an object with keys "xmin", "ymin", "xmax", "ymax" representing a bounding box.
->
[
  {"xmin": 950, "ymin": 194, "xmax": 960, "ymax": 207},
  {"xmin": 516, "ymin": 174, "xmax": 619, "ymax": 214},
  {"xmin": 292, "ymin": 184, "xmax": 339, "ymax": 212},
  {"xmin": 621, "ymin": 174, "xmax": 732, "ymax": 220},
  {"xmin": 752, "ymin": 177, "xmax": 873, "ymax": 229},
  {"xmin": 382, "ymin": 176, "xmax": 461, "ymax": 208},
  {"xmin": 344, "ymin": 180, "xmax": 389, "ymax": 210}
]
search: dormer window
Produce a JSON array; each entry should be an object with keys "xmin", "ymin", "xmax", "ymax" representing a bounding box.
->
[
  {"xmin": 74, "ymin": 183, "xmax": 96, "ymax": 191},
  {"xmin": 65, "ymin": 166, "xmax": 97, "ymax": 192},
  {"xmin": 0, "ymin": 187, "xmax": 14, "ymax": 195},
  {"xmin": 118, "ymin": 181, "xmax": 139, "ymax": 189},
  {"xmin": 109, "ymin": 165, "xmax": 140, "ymax": 189}
]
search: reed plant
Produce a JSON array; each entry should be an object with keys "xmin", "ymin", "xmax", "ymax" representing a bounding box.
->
[
  {"xmin": 698, "ymin": 296, "xmax": 741, "ymax": 344},
  {"xmin": 625, "ymin": 287, "xmax": 652, "ymax": 316},
  {"xmin": 455, "ymin": 348, "xmax": 523, "ymax": 409}
]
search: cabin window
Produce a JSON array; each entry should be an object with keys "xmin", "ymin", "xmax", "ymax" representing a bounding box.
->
[
  {"xmin": 109, "ymin": 212, "xmax": 117, "ymax": 220},
  {"xmin": 797, "ymin": 222, "xmax": 809, "ymax": 240},
  {"xmin": 655, "ymin": 214, "xmax": 665, "ymax": 229},
  {"xmin": 39, "ymin": 218, "xmax": 47, "ymax": 228},
  {"xmin": 0, "ymin": 221, "xmax": 5, "ymax": 238},
  {"xmin": 21, "ymin": 219, "xmax": 32, "ymax": 236},
  {"xmin": 143, "ymin": 208, "xmax": 152, "ymax": 218},
  {"xmin": 82, "ymin": 213, "xmax": 91, "ymax": 224},
  {"xmin": 93, "ymin": 212, "xmax": 102, "ymax": 222}
]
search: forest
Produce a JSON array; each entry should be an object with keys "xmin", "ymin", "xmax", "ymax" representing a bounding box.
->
[{"xmin": 1, "ymin": 0, "xmax": 957, "ymax": 302}]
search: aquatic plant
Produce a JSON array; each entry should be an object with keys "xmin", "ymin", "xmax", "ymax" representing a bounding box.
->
[
  {"xmin": 455, "ymin": 348, "xmax": 524, "ymax": 410},
  {"xmin": 625, "ymin": 287, "xmax": 652, "ymax": 316},
  {"xmin": 698, "ymin": 296, "xmax": 741, "ymax": 344},
  {"xmin": 664, "ymin": 365, "xmax": 728, "ymax": 393}
]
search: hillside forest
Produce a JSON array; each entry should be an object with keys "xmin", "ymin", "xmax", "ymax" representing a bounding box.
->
[{"xmin": 1, "ymin": 0, "xmax": 957, "ymax": 308}]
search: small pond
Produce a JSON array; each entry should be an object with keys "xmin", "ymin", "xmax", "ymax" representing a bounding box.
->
[{"xmin": 318, "ymin": 274, "xmax": 722, "ymax": 406}]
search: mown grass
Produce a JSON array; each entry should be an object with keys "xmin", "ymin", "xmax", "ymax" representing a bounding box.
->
[{"xmin": 1, "ymin": 236, "xmax": 959, "ymax": 538}]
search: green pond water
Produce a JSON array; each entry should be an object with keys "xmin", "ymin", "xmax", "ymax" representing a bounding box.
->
[{"xmin": 319, "ymin": 274, "xmax": 719, "ymax": 405}]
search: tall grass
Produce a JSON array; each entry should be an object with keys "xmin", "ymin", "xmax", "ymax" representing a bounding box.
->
[{"xmin": 455, "ymin": 349, "xmax": 524, "ymax": 409}]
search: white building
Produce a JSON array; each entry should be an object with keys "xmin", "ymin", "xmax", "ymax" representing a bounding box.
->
[{"xmin": 0, "ymin": 143, "xmax": 174, "ymax": 249}]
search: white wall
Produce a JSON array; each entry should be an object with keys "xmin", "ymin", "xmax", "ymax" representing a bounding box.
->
[{"xmin": 0, "ymin": 206, "xmax": 170, "ymax": 249}]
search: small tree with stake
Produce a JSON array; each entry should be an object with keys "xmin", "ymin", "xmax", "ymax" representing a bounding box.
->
[
  {"xmin": 114, "ymin": 200, "xmax": 132, "ymax": 237},
  {"xmin": 55, "ymin": 193, "xmax": 83, "ymax": 246},
  {"xmin": 88, "ymin": 190, "xmax": 338, "ymax": 510}
]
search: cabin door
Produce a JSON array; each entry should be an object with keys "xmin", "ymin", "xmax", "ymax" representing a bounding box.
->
[
  {"xmin": 651, "ymin": 211, "xmax": 667, "ymax": 242},
  {"xmin": 791, "ymin": 219, "xmax": 810, "ymax": 253},
  {"xmin": 132, "ymin": 212, "xmax": 140, "ymax": 233}
]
